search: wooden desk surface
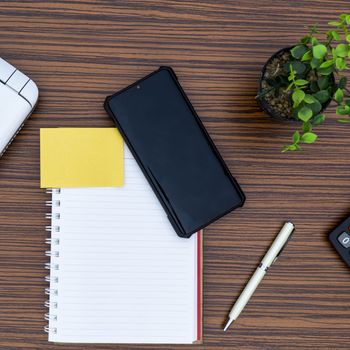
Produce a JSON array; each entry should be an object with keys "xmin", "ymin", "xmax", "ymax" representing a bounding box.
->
[{"xmin": 1, "ymin": 1, "xmax": 350, "ymax": 349}]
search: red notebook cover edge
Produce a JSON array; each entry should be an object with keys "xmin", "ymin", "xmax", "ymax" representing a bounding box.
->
[{"xmin": 196, "ymin": 230, "xmax": 202, "ymax": 343}]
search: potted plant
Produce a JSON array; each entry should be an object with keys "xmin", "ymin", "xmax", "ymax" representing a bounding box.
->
[{"xmin": 257, "ymin": 14, "xmax": 350, "ymax": 152}]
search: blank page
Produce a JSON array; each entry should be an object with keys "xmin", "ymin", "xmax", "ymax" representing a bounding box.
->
[{"xmin": 46, "ymin": 147, "xmax": 200, "ymax": 344}]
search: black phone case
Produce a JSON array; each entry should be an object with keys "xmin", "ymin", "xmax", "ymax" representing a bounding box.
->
[{"xmin": 104, "ymin": 66, "xmax": 245, "ymax": 238}]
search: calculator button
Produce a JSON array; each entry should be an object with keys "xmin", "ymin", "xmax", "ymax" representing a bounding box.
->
[{"xmin": 338, "ymin": 232, "xmax": 350, "ymax": 248}]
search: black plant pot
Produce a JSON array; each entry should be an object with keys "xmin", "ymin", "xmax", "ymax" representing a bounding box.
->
[{"xmin": 256, "ymin": 46, "xmax": 334, "ymax": 122}]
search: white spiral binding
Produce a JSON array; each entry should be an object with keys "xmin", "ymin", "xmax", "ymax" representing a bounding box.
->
[
  {"xmin": 45, "ymin": 262, "xmax": 59, "ymax": 270},
  {"xmin": 45, "ymin": 313, "xmax": 57, "ymax": 321},
  {"xmin": 45, "ymin": 238, "xmax": 60, "ymax": 245},
  {"xmin": 45, "ymin": 288, "xmax": 58, "ymax": 296},
  {"xmin": 45, "ymin": 250, "xmax": 59, "ymax": 257},
  {"xmin": 45, "ymin": 275, "xmax": 59, "ymax": 283},
  {"xmin": 46, "ymin": 188, "xmax": 61, "ymax": 194},
  {"xmin": 46, "ymin": 213, "xmax": 60, "ymax": 220},
  {"xmin": 44, "ymin": 326, "xmax": 57, "ymax": 334},
  {"xmin": 44, "ymin": 188, "xmax": 61, "ymax": 335},
  {"xmin": 45, "ymin": 200, "xmax": 60, "ymax": 207},
  {"xmin": 45, "ymin": 301, "xmax": 58, "ymax": 308},
  {"xmin": 45, "ymin": 226, "xmax": 60, "ymax": 232}
]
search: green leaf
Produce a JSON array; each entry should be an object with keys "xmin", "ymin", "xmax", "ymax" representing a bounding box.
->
[
  {"xmin": 346, "ymin": 15, "xmax": 350, "ymax": 24},
  {"xmin": 338, "ymin": 76, "xmax": 348, "ymax": 89},
  {"xmin": 282, "ymin": 144, "xmax": 298, "ymax": 153},
  {"xmin": 317, "ymin": 76, "xmax": 330, "ymax": 90},
  {"xmin": 332, "ymin": 47, "xmax": 337, "ymax": 59},
  {"xmin": 330, "ymin": 30, "xmax": 341, "ymax": 40},
  {"xmin": 300, "ymin": 35, "xmax": 310, "ymax": 44},
  {"xmin": 328, "ymin": 21, "xmax": 342, "ymax": 26},
  {"xmin": 336, "ymin": 105, "xmax": 350, "ymax": 115},
  {"xmin": 318, "ymin": 65, "xmax": 334, "ymax": 75},
  {"xmin": 291, "ymin": 61, "xmax": 306, "ymax": 74},
  {"xmin": 295, "ymin": 79, "xmax": 308, "ymax": 86},
  {"xmin": 285, "ymin": 61, "xmax": 306, "ymax": 75},
  {"xmin": 310, "ymin": 58, "xmax": 321, "ymax": 69},
  {"xmin": 338, "ymin": 119, "xmax": 350, "ymax": 123},
  {"xmin": 310, "ymin": 81, "xmax": 319, "ymax": 93},
  {"xmin": 309, "ymin": 100, "xmax": 322, "ymax": 115},
  {"xmin": 302, "ymin": 121, "xmax": 312, "ymax": 133},
  {"xmin": 286, "ymin": 82, "xmax": 294, "ymax": 91},
  {"xmin": 292, "ymin": 131, "xmax": 300, "ymax": 144},
  {"xmin": 304, "ymin": 94, "xmax": 316, "ymax": 104},
  {"xmin": 290, "ymin": 45, "xmax": 308, "ymax": 59},
  {"xmin": 311, "ymin": 36, "xmax": 319, "ymax": 45},
  {"xmin": 301, "ymin": 132, "xmax": 318, "ymax": 144},
  {"xmin": 301, "ymin": 50, "xmax": 313, "ymax": 61},
  {"xmin": 335, "ymin": 43, "xmax": 349, "ymax": 57},
  {"xmin": 340, "ymin": 14, "xmax": 348, "ymax": 21},
  {"xmin": 334, "ymin": 88, "xmax": 344, "ymax": 103},
  {"xmin": 313, "ymin": 90, "xmax": 330, "ymax": 104},
  {"xmin": 312, "ymin": 44, "xmax": 327, "ymax": 59},
  {"xmin": 288, "ymin": 63, "xmax": 295, "ymax": 81},
  {"xmin": 336, "ymin": 57, "xmax": 347, "ymax": 70},
  {"xmin": 319, "ymin": 59, "xmax": 334, "ymax": 68},
  {"xmin": 298, "ymin": 107, "xmax": 313, "ymax": 122},
  {"xmin": 313, "ymin": 114, "xmax": 326, "ymax": 126},
  {"xmin": 347, "ymin": 34, "xmax": 350, "ymax": 43},
  {"xmin": 292, "ymin": 89, "xmax": 305, "ymax": 107}
]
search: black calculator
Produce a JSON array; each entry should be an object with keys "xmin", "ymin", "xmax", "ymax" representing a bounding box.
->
[{"xmin": 329, "ymin": 216, "xmax": 350, "ymax": 268}]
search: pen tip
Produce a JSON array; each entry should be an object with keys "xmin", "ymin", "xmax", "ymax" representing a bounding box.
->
[{"xmin": 223, "ymin": 317, "xmax": 234, "ymax": 331}]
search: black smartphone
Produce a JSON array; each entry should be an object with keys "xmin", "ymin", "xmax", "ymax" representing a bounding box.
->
[{"xmin": 104, "ymin": 66, "xmax": 245, "ymax": 238}]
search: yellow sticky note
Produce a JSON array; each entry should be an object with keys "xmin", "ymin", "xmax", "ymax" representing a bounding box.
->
[{"xmin": 40, "ymin": 128, "xmax": 124, "ymax": 188}]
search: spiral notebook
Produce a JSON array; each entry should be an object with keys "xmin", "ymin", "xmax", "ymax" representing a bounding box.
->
[{"xmin": 44, "ymin": 147, "xmax": 202, "ymax": 344}]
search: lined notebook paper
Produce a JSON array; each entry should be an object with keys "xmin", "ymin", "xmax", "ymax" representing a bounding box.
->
[{"xmin": 45, "ymin": 147, "xmax": 202, "ymax": 344}]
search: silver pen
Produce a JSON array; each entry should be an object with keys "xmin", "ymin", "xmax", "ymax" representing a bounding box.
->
[{"xmin": 224, "ymin": 222, "xmax": 295, "ymax": 331}]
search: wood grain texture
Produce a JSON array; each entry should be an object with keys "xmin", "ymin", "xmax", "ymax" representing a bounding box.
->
[{"xmin": 1, "ymin": 0, "xmax": 350, "ymax": 349}]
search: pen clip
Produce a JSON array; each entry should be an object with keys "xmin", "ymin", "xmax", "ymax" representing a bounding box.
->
[{"xmin": 273, "ymin": 229, "xmax": 294, "ymax": 264}]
